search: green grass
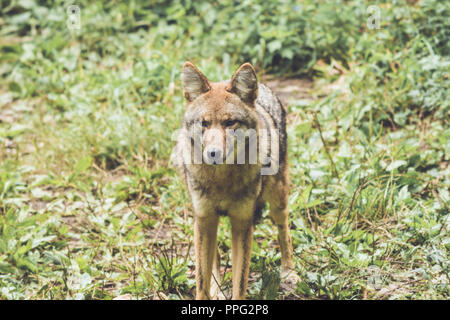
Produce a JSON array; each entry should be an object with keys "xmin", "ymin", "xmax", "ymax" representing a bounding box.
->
[{"xmin": 0, "ymin": 0, "xmax": 448, "ymax": 299}]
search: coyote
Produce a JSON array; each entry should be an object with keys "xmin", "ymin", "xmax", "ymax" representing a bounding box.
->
[{"xmin": 172, "ymin": 62, "xmax": 298, "ymax": 300}]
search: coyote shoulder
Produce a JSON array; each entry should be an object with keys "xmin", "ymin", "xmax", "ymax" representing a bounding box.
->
[{"xmin": 172, "ymin": 62, "xmax": 298, "ymax": 299}]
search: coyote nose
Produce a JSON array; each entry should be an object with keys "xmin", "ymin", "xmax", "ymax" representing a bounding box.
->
[{"xmin": 207, "ymin": 148, "xmax": 222, "ymax": 160}]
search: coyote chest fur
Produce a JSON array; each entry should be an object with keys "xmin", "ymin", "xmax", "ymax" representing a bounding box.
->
[{"xmin": 172, "ymin": 62, "xmax": 298, "ymax": 300}]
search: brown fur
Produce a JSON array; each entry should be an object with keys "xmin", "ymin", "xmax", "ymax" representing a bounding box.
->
[{"xmin": 172, "ymin": 62, "xmax": 299, "ymax": 299}]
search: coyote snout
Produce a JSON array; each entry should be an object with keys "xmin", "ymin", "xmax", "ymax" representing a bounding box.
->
[
  {"xmin": 202, "ymin": 128, "xmax": 224, "ymax": 165},
  {"xmin": 172, "ymin": 62, "xmax": 299, "ymax": 299},
  {"xmin": 205, "ymin": 147, "xmax": 222, "ymax": 164}
]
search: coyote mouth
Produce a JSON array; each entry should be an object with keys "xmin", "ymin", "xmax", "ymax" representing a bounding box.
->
[{"xmin": 209, "ymin": 159, "xmax": 221, "ymax": 165}]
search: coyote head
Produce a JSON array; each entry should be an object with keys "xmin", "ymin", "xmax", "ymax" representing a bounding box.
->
[{"xmin": 181, "ymin": 62, "xmax": 260, "ymax": 165}]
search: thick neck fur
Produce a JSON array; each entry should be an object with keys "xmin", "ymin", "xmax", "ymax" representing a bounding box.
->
[{"xmin": 186, "ymin": 162, "xmax": 262, "ymax": 203}]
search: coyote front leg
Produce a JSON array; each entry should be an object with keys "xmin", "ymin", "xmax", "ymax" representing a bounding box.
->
[
  {"xmin": 194, "ymin": 214, "xmax": 219, "ymax": 300},
  {"xmin": 229, "ymin": 215, "xmax": 254, "ymax": 300}
]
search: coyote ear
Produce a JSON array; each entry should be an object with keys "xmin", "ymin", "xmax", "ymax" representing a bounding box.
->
[
  {"xmin": 181, "ymin": 62, "xmax": 211, "ymax": 102},
  {"xmin": 227, "ymin": 63, "xmax": 258, "ymax": 105}
]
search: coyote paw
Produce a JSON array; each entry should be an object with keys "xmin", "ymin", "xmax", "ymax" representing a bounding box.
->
[
  {"xmin": 211, "ymin": 291, "xmax": 227, "ymax": 300},
  {"xmin": 279, "ymin": 269, "xmax": 300, "ymax": 293},
  {"xmin": 210, "ymin": 285, "xmax": 227, "ymax": 300}
]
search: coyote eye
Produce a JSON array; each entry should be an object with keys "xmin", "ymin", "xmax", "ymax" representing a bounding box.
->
[
  {"xmin": 200, "ymin": 120, "xmax": 210, "ymax": 128},
  {"xmin": 224, "ymin": 120, "xmax": 238, "ymax": 127}
]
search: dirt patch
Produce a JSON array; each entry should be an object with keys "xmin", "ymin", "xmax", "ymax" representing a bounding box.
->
[{"xmin": 262, "ymin": 76, "xmax": 314, "ymax": 105}]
